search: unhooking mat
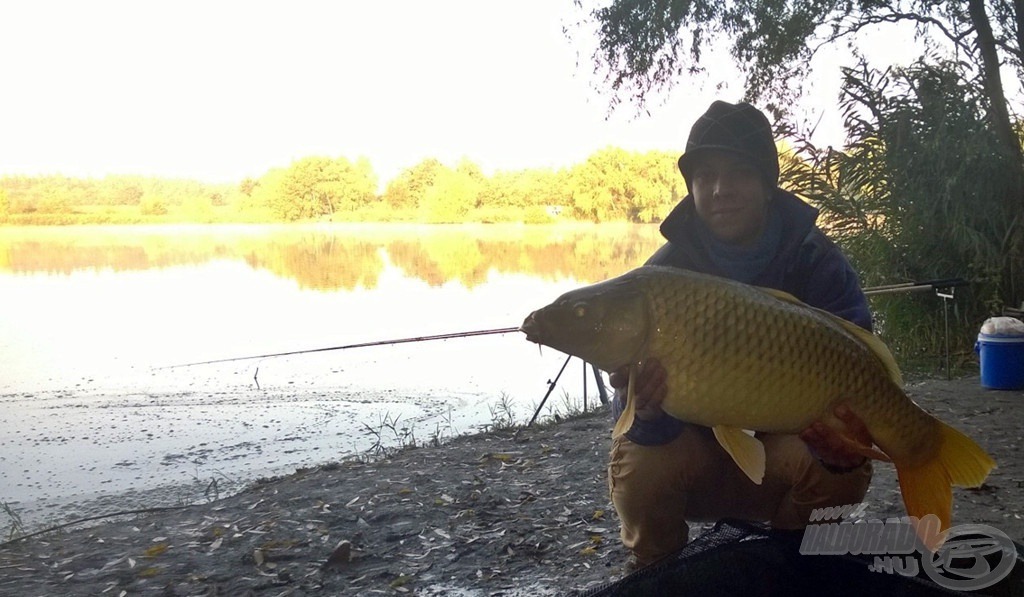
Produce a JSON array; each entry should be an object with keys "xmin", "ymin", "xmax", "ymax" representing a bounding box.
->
[{"xmin": 578, "ymin": 519, "xmax": 1024, "ymax": 597}]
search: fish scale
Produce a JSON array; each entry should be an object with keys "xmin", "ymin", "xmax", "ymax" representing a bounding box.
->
[
  {"xmin": 521, "ymin": 265, "xmax": 995, "ymax": 547},
  {"xmin": 645, "ymin": 271, "xmax": 863, "ymax": 431}
]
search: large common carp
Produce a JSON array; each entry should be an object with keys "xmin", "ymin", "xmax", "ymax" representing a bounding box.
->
[{"xmin": 520, "ymin": 265, "xmax": 994, "ymax": 544}]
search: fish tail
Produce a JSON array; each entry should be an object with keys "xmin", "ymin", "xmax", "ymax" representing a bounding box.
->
[
  {"xmin": 895, "ymin": 420, "xmax": 995, "ymax": 550},
  {"xmin": 612, "ymin": 364, "xmax": 637, "ymax": 438}
]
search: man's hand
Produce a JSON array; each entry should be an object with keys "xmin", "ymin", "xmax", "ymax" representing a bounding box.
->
[
  {"xmin": 608, "ymin": 358, "xmax": 668, "ymax": 421},
  {"xmin": 799, "ymin": 405, "xmax": 871, "ymax": 471}
]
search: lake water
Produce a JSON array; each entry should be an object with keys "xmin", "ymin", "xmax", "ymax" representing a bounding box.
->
[{"xmin": 0, "ymin": 223, "xmax": 664, "ymax": 527}]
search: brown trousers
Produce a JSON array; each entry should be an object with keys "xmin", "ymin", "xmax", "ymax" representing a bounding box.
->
[{"xmin": 608, "ymin": 423, "xmax": 872, "ymax": 566}]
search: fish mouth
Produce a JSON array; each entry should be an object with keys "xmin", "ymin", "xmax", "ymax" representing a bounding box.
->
[{"xmin": 520, "ymin": 311, "xmax": 542, "ymax": 343}]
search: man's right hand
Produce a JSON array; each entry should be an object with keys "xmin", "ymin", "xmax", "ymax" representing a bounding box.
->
[{"xmin": 608, "ymin": 358, "xmax": 668, "ymax": 421}]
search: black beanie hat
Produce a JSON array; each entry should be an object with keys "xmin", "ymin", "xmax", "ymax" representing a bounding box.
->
[{"xmin": 677, "ymin": 101, "xmax": 779, "ymax": 187}]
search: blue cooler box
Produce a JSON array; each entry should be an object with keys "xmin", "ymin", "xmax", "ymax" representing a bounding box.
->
[{"xmin": 975, "ymin": 333, "xmax": 1024, "ymax": 390}]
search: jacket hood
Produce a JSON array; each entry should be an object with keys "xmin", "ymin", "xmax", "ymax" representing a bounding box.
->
[{"xmin": 657, "ymin": 188, "xmax": 821, "ymax": 277}]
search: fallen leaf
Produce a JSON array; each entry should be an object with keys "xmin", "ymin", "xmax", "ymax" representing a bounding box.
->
[
  {"xmin": 209, "ymin": 537, "xmax": 223, "ymax": 551},
  {"xmin": 101, "ymin": 556, "xmax": 127, "ymax": 570},
  {"xmin": 253, "ymin": 549, "xmax": 265, "ymax": 567},
  {"xmin": 390, "ymin": 574, "xmax": 413, "ymax": 588},
  {"xmin": 322, "ymin": 540, "xmax": 352, "ymax": 571},
  {"xmin": 144, "ymin": 544, "xmax": 168, "ymax": 558}
]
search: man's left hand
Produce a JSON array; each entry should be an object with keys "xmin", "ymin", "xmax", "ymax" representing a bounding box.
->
[{"xmin": 799, "ymin": 405, "xmax": 871, "ymax": 471}]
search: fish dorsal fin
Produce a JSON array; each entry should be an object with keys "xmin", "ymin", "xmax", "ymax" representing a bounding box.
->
[
  {"xmin": 759, "ymin": 287, "xmax": 903, "ymax": 389},
  {"xmin": 712, "ymin": 426, "xmax": 766, "ymax": 485},
  {"xmin": 612, "ymin": 363, "xmax": 638, "ymax": 439},
  {"xmin": 834, "ymin": 316, "xmax": 903, "ymax": 388},
  {"xmin": 758, "ymin": 286, "xmax": 802, "ymax": 305}
]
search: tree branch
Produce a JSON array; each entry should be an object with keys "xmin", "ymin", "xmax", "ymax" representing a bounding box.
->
[
  {"xmin": 0, "ymin": 506, "xmax": 189, "ymax": 547},
  {"xmin": 820, "ymin": 11, "xmax": 975, "ymax": 57}
]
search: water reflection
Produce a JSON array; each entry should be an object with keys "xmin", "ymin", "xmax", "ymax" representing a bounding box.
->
[
  {"xmin": 0, "ymin": 224, "xmax": 667, "ymax": 527},
  {"xmin": 0, "ymin": 224, "xmax": 664, "ymax": 289}
]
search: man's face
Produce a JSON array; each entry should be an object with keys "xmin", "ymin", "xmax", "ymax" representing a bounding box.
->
[{"xmin": 689, "ymin": 150, "xmax": 770, "ymax": 247}]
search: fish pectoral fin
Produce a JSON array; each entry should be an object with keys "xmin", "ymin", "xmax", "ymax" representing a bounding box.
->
[
  {"xmin": 835, "ymin": 434, "xmax": 893, "ymax": 463},
  {"xmin": 712, "ymin": 425, "xmax": 766, "ymax": 485}
]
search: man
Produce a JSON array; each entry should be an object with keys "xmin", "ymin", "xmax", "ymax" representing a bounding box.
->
[{"xmin": 608, "ymin": 101, "xmax": 874, "ymax": 568}]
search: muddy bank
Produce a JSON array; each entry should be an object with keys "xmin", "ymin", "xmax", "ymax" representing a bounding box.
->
[{"xmin": 0, "ymin": 376, "xmax": 1021, "ymax": 596}]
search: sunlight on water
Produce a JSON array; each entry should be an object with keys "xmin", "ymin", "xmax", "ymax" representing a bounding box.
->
[{"xmin": 0, "ymin": 224, "xmax": 663, "ymax": 526}]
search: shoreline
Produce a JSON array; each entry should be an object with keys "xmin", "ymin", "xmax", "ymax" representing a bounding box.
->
[
  {"xmin": 2, "ymin": 376, "xmax": 1022, "ymax": 595},
  {"xmin": 1, "ymin": 384, "xmax": 521, "ymax": 532}
]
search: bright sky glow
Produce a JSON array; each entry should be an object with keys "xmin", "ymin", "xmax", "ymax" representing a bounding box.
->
[{"xmin": 0, "ymin": 1, "xmax": 920, "ymax": 186}]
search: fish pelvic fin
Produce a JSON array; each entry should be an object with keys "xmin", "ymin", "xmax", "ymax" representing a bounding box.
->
[
  {"xmin": 712, "ymin": 426, "xmax": 766, "ymax": 485},
  {"xmin": 611, "ymin": 364, "xmax": 637, "ymax": 439},
  {"xmin": 895, "ymin": 420, "xmax": 996, "ymax": 550},
  {"xmin": 835, "ymin": 433, "xmax": 893, "ymax": 463}
]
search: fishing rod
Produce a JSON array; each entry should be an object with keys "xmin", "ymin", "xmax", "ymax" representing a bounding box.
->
[
  {"xmin": 157, "ymin": 326, "xmax": 522, "ymax": 369},
  {"xmin": 863, "ymin": 278, "xmax": 969, "ymax": 296},
  {"xmin": 526, "ymin": 354, "xmax": 573, "ymax": 428}
]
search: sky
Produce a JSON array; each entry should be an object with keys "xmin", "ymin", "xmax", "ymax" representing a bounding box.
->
[{"xmin": 0, "ymin": 1, "xmax": 913, "ymax": 187}]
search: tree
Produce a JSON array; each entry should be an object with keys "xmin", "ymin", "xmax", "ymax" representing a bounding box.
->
[
  {"xmin": 582, "ymin": 2, "xmax": 1019, "ymax": 129},
  {"xmin": 419, "ymin": 165, "xmax": 480, "ymax": 223},
  {"xmin": 383, "ymin": 158, "xmax": 445, "ymax": 212},
  {"xmin": 788, "ymin": 60, "xmax": 1020, "ymax": 309},
  {"xmin": 139, "ymin": 193, "xmax": 168, "ymax": 216},
  {"xmin": 35, "ymin": 179, "xmax": 72, "ymax": 214},
  {"xmin": 100, "ymin": 177, "xmax": 144, "ymax": 206},
  {"xmin": 182, "ymin": 194, "xmax": 215, "ymax": 222},
  {"xmin": 478, "ymin": 168, "xmax": 559, "ymax": 211},
  {"xmin": 0, "ymin": 187, "xmax": 9, "ymax": 221},
  {"xmin": 239, "ymin": 178, "xmax": 258, "ymax": 196},
  {"xmin": 567, "ymin": 148, "xmax": 682, "ymax": 222},
  {"xmin": 579, "ymin": 0, "xmax": 1023, "ymax": 307},
  {"xmin": 265, "ymin": 156, "xmax": 377, "ymax": 221},
  {"xmin": 455, "ymin": 158, "xmax": 486, "ymax": 186}
]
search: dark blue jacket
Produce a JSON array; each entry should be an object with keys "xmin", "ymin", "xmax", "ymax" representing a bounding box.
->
[{"xmin": 612, "ymin": 188, "xmax": 873, "ymax": 445}]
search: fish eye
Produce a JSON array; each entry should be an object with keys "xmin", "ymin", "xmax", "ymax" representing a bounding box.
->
[{"xmin": 573, "ymin": 303, "xmax": 587, "ymax": 318}]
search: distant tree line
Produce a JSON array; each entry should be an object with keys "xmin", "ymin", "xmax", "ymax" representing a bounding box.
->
[{"xmin": 0, "ymin": 148, "xmax": 685, "ymax": 226}]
